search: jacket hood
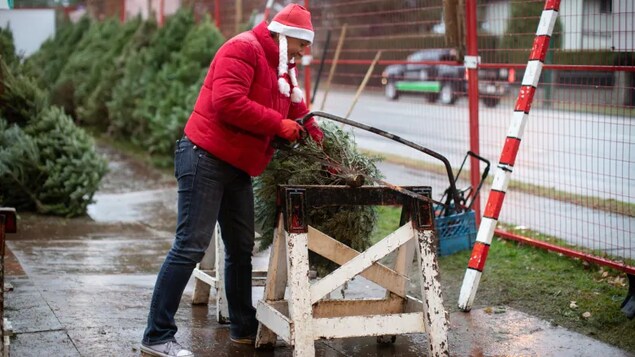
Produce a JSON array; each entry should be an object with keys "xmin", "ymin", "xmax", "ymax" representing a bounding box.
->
[{"xmin": 252, "ymin": 21, "xmax": 280, "ymax": 70}]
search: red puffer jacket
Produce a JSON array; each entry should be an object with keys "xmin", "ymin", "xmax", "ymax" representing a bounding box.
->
[{"xmin": 184, "ymin": 21, "xmax": 308, "ymax": 176}]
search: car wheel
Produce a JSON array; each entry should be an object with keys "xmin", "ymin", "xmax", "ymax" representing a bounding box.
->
[
  {"xmin": 424, "ymin": 93, "xmax": 439, "ymax": 103},
  {"xmin": 385, "ymin": 81, "xmax": 399, "ymax": 100},
  {"xmin": 439, "ymin": 83, "xmax": 456, "ymax": 105},
  {"xmin": 482, "ymin": 97, "xmax": 500, "ymax": 108}
]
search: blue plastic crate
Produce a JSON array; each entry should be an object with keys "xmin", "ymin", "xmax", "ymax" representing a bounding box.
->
[{"xmin": 434, "ymin": 210, "xmax": 477, "ymax": 256}]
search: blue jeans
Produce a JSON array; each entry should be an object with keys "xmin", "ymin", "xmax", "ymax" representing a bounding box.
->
[{"xmin": 142, "ymin": 137, "xmax": 257, "ymax": 345}]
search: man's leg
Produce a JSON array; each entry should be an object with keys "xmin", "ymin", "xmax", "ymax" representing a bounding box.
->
[
  {"xmin": 143, "ymin": 138, "xmax": 224, "ymax": 345},
  {"xmin": 218, "ymin": 170, "xmax": 258, "ymax": 340}
]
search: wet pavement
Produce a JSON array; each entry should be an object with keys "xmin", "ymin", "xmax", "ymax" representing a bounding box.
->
[{"xmin": 4, "ymin": 145, "xmax": 634, "ymax": 356}]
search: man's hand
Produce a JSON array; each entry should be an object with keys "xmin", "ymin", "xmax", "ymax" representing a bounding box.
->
[
  {"xmin": 303, "ymin": 117, "xmax": 324, "ymax": 143},
  {"xmin": 278, "ymin": 119, "xmax": 303, "ymax": 142}
]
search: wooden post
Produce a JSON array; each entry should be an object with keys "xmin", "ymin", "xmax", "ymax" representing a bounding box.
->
[
  {"xmin": 191, "ymin": 240, "xmax": 215, "ymax": 305},
  {"xmin": 263, "ymin": 0, "xmax": 274, "ymax": 22},
  {"xmin": 286, "ymin": 232, "xmax": 314, "ymax": 356},
  {"xmin": 215, "ymin": 230, "xmax": 229, "ymax": 323},
  {"xmin": 255, "ymin": 215, "xmax": 289, "ymax": 347},
  {"xmin": 0, "ymin": 208, "xmax": 16, "ymax": 357},
  {"xmin": 191, "ymin": 225, "xmax": 229, "ymax": 323},
  {"xmin": 344, "ymin": 51, "xmax": 382, "ymax": 119},
  {"xmin": 214, "ymin": 0, "xmax": 220, "ymax": 29},
  {"xmin": 0, "ymin": 214, "xmax": 4, "ymax": 357},
  {"xmin": 416, "ymin": 229, "xmax": 449, "ymax": 354},
  {"xmin": 158, "ymin": 0, "xmax": 164, "ymax": 27},
  {"xmin": 235, "ymin": 0, "xmax": 242, "ymax": 35},
  {"xmin": 319, "ymin": 24, "xmax": 347, "ymax": 111},
  {"xmin": 119, "ymin": 0, "xmax": 126, "ymax": 22}
]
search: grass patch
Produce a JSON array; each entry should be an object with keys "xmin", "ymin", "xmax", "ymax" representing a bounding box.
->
[
  {"xmin": 370, "ymin": 206, "xmax": 404, "ymax": 244},
  {"xmin": 369, "ymin": 206, "xmax": 635, "ymax": 353},
  {"xmin": 498, "ymin": 222, "xmax": 635, "ymax": 268},
  {"xmin": 551, "ymin": 101, "xmax": 635, "ymax": 118},
  {"xmin": 363, "ymin": 149, "xmax": 635, "ymax": 217}
]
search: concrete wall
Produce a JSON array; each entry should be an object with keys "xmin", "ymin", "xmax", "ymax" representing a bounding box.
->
[{"xmin": 0, "ymin": 9, "xmax": 55, "ymax": 57}]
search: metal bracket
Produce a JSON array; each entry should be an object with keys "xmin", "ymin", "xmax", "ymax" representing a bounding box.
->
[
  {"xmin": 283, "ymin": 188, "xmax": 307, "ymax": 233},
  {"xmin": 464, "ymin": 55, "xmax": 481, "ymax": 69}
]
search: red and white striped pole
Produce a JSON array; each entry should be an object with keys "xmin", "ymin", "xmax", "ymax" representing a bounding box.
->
[{"xmin": 458, "ymin": 0, "xmax": 561, "ymax": 312}]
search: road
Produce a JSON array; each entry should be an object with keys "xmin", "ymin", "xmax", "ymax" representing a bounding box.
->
[
  {"xmin": 315, "ymin": 87, "xmax": 633, "ymax": 204},
  {"xmin": 315, "ymin": 88, "xmax": 634, "ymax": 260}
]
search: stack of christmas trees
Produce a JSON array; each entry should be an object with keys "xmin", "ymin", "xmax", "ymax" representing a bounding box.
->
[
  {"xmin": 0, "ymin": 29, "xmax": 106, "ymax": 217},
  {"xmin": 2, "ymin": 10, "xmax": 384, "ymax": 264}
]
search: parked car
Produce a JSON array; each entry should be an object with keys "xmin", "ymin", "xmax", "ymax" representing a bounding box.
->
[{"xmin": 381, "ymin": 49, "xmax": 513, "ymax": 107}]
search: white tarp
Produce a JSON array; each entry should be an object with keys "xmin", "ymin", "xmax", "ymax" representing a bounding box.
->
[{"xmin": 0, "ymin": 8, "xmax": 55, "ymax": 57}]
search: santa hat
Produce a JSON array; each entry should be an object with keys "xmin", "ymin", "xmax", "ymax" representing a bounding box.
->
[{"xmin": 267, "ymin": 4, "xmax": 314, "ymax": 103}]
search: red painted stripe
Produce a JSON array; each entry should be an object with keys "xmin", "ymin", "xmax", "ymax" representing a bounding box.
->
[
  {"xmin": 514, "ymin": 86, "xmax": 536, "ymax": 113},
  {"xmin": 312, "ymin": 61, "xmax": 635, "ymax": 73},
  {"xmin": 495, "ymin": 229, "xmax": 635, "ymax": 275},
  {"xmin": 500, "ymin": 137, "xmax": 521, "ymax": 166},
  {"xmin": 468, "ymin": 242, "xmax": 490, "ymax": 271},
  {"xmin": 478, "ymin": 63, "xmax": 635, "ymax": 73},
  {"xmin": 484, "ymin": 190, "xmax": 505, "ymax": 219},
  {"xmin": 529, "ymin": 36, "xmax": 550, "ymax": 61},
  {"xmin": 544, "ymin": 0, "xmax": 560, "ymax": 11}
]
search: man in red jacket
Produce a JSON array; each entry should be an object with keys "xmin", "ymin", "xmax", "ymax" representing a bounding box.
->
[{"xmin": 141, "ymin": 4, "xmax": 323, "ymax": 356}]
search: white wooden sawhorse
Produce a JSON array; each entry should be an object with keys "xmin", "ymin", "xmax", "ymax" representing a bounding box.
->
[
  {"xmin": 191, "ymin": 224, "xmax": 266, "ymax": 323},
  {"xmin": 255, "ymin": 185, "xmax": 450, "ymax": 356}
]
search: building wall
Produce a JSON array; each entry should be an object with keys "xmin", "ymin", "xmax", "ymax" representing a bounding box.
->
[
  {"xmin": 580, "ymin": 0, "xmax": 613, "ymax": 50},
  {"xmin": 86, "ymin": 0, "xmax": 121, "ymax": 20},
  {"xmin": 612, "ymin": 0, "xmax": 634, "ymax": 51},
  {"xmin": 561, "ymin": 0, "xmax": 632, "ymax": 51},
  {"xmin": 481, "ymin": 1, "xmax": 509, "ymax": 37},
  {"xmin": 559, "ymin": 0, "xmax": 584, "ymax": 50},
  {"xmin": 124, "ymin": 0, "xmax": 180, "ymax": 23},
  {"xmin": 482, "ymin": 0, "xmax": 633, "ymax": 52}
]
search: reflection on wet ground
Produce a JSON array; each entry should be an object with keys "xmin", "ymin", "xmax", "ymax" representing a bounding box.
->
[{"xmin": 3, "ymin": 145, "xmax": 632, "ymax": 356}]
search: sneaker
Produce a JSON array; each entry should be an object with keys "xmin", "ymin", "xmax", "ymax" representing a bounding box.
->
[
  {"xmin": 230, "ymin": 333, "xmax": 256, "ymax": 345},
  {"xmin": 140, "ymin": 341, "xmax": 194, "ymax": 357}
]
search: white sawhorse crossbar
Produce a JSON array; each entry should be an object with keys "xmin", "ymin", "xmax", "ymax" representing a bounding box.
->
[
  {"xmin": 255, "ymin": 185, "xmax": 450, "ymax": 356},
  {"xmin": 191, "ymin": 225, "xmax": 266, "ymax": 323}
]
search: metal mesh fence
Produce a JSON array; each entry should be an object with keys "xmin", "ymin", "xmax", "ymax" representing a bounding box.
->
[
  {"xmin": 38, "ymin": 0, "xmax": 635, "ymax": 270},
  {"xmin": 476, "ymin": 0, "xmax": 633, "ymax": 263},
  {"xmin": 306, "ymin": 0, "xmax": 633, "ymax": 269}
]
